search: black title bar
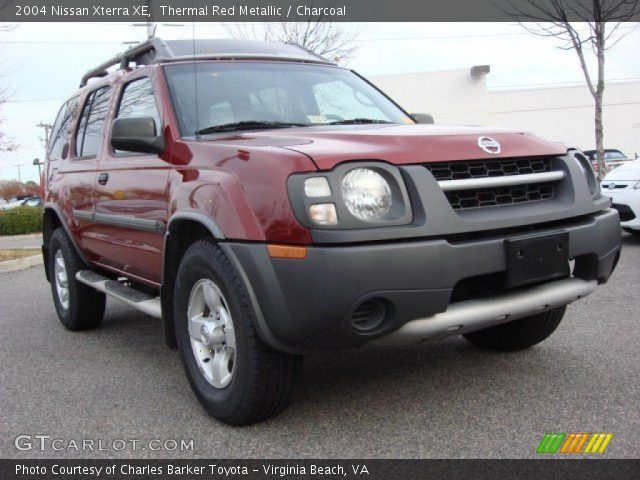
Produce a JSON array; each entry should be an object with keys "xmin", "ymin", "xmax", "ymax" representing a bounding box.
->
[{"xmin": 1, "ymin": 459, "xmax": 640, "ymax": 480}]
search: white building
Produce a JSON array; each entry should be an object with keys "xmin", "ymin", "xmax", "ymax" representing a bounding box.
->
[{"xmin": 371, "ymin": 69, "xmax": 640, "ymax": 159}]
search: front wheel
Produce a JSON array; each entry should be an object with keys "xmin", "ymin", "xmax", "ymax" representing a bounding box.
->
[
  {"xmin": 463, "ymin": 306, "xmax": 566, "ymax": 351},
  {"xmin": 174, "ymin": 240, "xmax": 300, "ymax": 426}
]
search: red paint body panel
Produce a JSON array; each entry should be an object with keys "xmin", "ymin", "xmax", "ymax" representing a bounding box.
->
[
  {"xmin": 219, "ymin": 124, "xmax": 568, "ymax": 170},
  {"xmin": 168, "ymin": 139, "xmax": 315, "ymax": 244}
]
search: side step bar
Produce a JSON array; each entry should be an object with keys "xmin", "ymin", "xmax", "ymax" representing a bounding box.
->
[
  {"xmin": 372, "ymin": 278, "xmax": 597, "ymax": 347},
  {"xmin": 76, "ymin": 270, "xmax": 162, "ymax": 319}
]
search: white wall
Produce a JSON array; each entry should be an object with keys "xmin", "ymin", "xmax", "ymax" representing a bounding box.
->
[
  {"xmin": 371, "ymin": 70, "xmax": 640, "ymax": 159},
  {"xmin": 488, "ymin": 82, "xmax": 640, "ymax": 157},
  {"xmin": 371, "ymin": 69, "xmax": 490, "ymax": 126}
]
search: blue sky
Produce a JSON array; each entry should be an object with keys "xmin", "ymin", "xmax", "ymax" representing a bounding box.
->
[{"xmin": 1, "ymin": 21, "xmax": 639, "ymax": 182}]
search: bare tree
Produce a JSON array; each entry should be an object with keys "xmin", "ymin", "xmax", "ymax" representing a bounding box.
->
[
  {"xmin": 502, "ymin": 1, "xmax": 639, "ymax": 179},
  {"xmin": 225, "ymin": 21, "xmax": 360, "ymax": 64},
  {"xmin": 0, "ymin": 179, "xmax": 24, "ymax": 200},
  {"xmin": 0, "ymin": 22, "xmax": 18, "ymax": 153}
]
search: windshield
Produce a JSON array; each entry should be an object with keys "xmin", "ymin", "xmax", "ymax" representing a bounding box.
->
[
  {"xmin": 604, "ymin": 150, "xmax": 626, "ymax": 160},
  {"xmin": 163, "ymin": 62, "xmax": 411, "ymax": 136}
]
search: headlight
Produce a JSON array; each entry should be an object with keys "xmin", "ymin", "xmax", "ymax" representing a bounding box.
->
[
  {"xmin": 288, "ymin": 162, "xmax": 412, "ymax": 230},
  {"xmin": 341, "ymin": 168, "xmax": 392, "ymax": 222},
  {"xmin": 634, "ymin": 181, "xmax": 640, "ymax": 190}
]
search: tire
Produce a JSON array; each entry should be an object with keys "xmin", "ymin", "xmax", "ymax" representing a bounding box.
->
[
  {"xmin": 174, "ymin": 239, "xmax": 300, "ymax": 426},
  {"xmin": 49, "ymin": 227, "xmax": 106, "ymax": 330},
  {"xmin": 463, "ymin": 306, "xmax": 566, "ymax": 351}
]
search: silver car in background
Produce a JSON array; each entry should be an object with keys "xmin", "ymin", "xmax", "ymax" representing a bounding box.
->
[{"xmin": 584, "ymin": 149, "xmax": 634, "ymax": 175}]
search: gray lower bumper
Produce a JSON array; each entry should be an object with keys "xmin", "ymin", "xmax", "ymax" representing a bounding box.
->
[
  {"xmin": 223, "ymin": 208, "xmax": 620, "ymax": 353},
  {"xmin": 372, "ymin": 278, "xmax": 596, "ymax": 346}
]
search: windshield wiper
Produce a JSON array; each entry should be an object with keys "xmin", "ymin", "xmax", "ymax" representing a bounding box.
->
[
  {"xmin": 325, "ymin": 118, "xmax": 394, "ymax": 125},
  {"xmin": 195, "ymin": 121, "xmax": 308, "ymax": 135}
]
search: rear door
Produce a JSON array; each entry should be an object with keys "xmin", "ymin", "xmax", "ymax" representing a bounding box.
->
[
  {"xmin": 58, "ymin": 86, "xmax": 112, "ymax": 257},
  {"xmin": 92, "ymin": 73, "xmax": 170, "ymax": 285}
]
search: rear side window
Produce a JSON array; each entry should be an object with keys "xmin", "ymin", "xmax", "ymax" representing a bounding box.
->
[
  {"xmin": 75, "ymin": 86, "xmax": 112, "ymax": 158},
  {"xmin": 47, "ymin": 97, "xmax": 79, "ymax": 161}
]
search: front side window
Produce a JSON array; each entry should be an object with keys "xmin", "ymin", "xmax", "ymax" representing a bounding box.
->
[
  {"xmin": 75, "ymin": 86, "xmax": 112, "ymax": 158},
  {"xmin": 163, "ymin": 62, "xmax": 410, "ymax": 136},
  {"xmin": 48, "ymin": 97, "xmax": 78, "ymax": 161},
  {"xmin": 114, "ymin": 77, "xmax": 161, "ymax": 154},
  {"xmin": 116, "ymin": 77, "xmax": 160, "ymax": 129}
]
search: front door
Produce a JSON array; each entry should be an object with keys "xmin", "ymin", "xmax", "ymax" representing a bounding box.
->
[{"xmin": 92, "ymin": 75, "xmax": 170, "ymax": 286}]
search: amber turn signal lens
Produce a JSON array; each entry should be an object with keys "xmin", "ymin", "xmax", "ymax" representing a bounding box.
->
[{"xmin": 267, "ymin": 244, "xmax": 308, "ymax": 259}]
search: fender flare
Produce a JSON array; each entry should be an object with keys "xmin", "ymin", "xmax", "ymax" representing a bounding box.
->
[
  {"xmin": 161, "ymin": 211, "xmax": 225, "ymax": 349},
  {"xmin": 165, "ymin": 210, "xmax": 225, "ymax": 240},
  {"xmin": 43, "ymin": 203, "xmax": 90, "ymax": 265},
  {"xmin": 161, "ymin": 211, "xmax": 301, "ymax": 354}
]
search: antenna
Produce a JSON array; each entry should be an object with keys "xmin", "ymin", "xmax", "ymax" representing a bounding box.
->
[{"xmin": 192, "ymin": 21, "xmax": 199, "ymax": 137}]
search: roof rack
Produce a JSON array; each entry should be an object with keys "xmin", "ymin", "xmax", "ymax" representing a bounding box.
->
[{"xmin": 79, "ymin": 37, "xmax": 334, "ymax": 87}]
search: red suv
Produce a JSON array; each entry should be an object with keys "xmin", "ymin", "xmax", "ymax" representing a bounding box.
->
[{"xmin": 42, "ymin": 38, "xmax": 621, "ymax": 425}]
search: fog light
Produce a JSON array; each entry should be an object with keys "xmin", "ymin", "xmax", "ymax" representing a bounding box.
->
[
  {"xmin": 304, "ymin": 177, "xmax": 331, "ymax": 197},
  {"xmin": 309, "ymin": 203, "xmax": 338, "ymax": 225}
]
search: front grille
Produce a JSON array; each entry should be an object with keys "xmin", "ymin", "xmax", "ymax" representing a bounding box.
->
[
  {"xmin": 425, "ymin": 157, "xmax": 558, "ymax": 210},
  {"xmin": 427, "ymin": 157, "xmax": 553, "ymax": 181},
  {"xmin": 612, "ymin": 204, "xmax": 636, "ymax": 222},
  {"xmin": 447, "ymin": 184, "xmax": 555, "ymax": 210},
  {"xmin": 603, "ymin": 183, "xmax": 628, "ymax": 190}
]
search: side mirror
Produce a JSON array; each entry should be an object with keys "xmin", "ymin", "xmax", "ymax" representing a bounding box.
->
[
  {"xmin": 411, "ymin": 113, "xmax": 434, "ymax": 124},
  {"xmin": 111, "ymin": 117, "xmax": 165, "ymax": 154}
]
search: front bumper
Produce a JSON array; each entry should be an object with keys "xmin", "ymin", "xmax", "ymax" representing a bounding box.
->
[{"xmin": 222, "ymin": 209, "xmax": 620, "ymax": 353}]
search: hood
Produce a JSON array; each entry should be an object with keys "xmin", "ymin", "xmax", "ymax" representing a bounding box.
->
[
  {"xmin": 211, "ymin": 124, "xmax": 568, "ymax": 170},
  {"xmin": 604, "ymin": 160, "xmax": 640, "ymax": 181}
]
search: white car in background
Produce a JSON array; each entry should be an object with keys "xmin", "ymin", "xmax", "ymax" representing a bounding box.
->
[
  {"xmin": 0, "ymin": 196, "xmax": 42, "ymax": 210},
  {"xmin": 602, "ymin": 160, "xmax": 640, "ymax": 236}
]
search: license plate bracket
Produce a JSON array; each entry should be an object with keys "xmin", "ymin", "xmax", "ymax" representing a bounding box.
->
[{"xmin": 505, "ymin": 231, "xmax": 570, "ymax": 289}]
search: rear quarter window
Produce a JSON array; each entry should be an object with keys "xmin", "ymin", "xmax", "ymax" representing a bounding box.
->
[{"xmin": 47, "ymin": 97, "xmax": 79, "ymax": 161}]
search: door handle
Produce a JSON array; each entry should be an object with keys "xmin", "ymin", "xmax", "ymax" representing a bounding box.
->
[{"xmin": 97, "ymin": 173, "xmax": 109, "ymax": 185}]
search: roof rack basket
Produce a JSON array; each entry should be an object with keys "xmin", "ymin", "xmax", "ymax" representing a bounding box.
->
[
  {"xmin": 79, "ymin": 37, "xmax": 171, "ymax": 87},
  {"xmin": 79, "ymin": 37, "xmax": 334, "ymax": 87}
]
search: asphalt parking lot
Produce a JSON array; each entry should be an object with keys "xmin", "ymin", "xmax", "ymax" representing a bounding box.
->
[{"xmin": 1, "ymin": 233, "xmax": 639, "ymax": 459}]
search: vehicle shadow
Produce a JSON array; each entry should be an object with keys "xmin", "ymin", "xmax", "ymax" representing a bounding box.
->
[
  {"xmin": 621, "ymin": 230, "xmax": 639, "ymax": 246},
  {"xmin": 60, "ymin": 277, "xmax": 622, "ymax": 441}
]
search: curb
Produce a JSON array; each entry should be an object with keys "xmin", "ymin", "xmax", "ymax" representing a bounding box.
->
[
  {"xmin": 0, "ymin": 254, "xmax": 43, "ymax": 274},
  {"xmin": 0, "ymin": 233, "xmax": 41, "ymax": 241}
]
